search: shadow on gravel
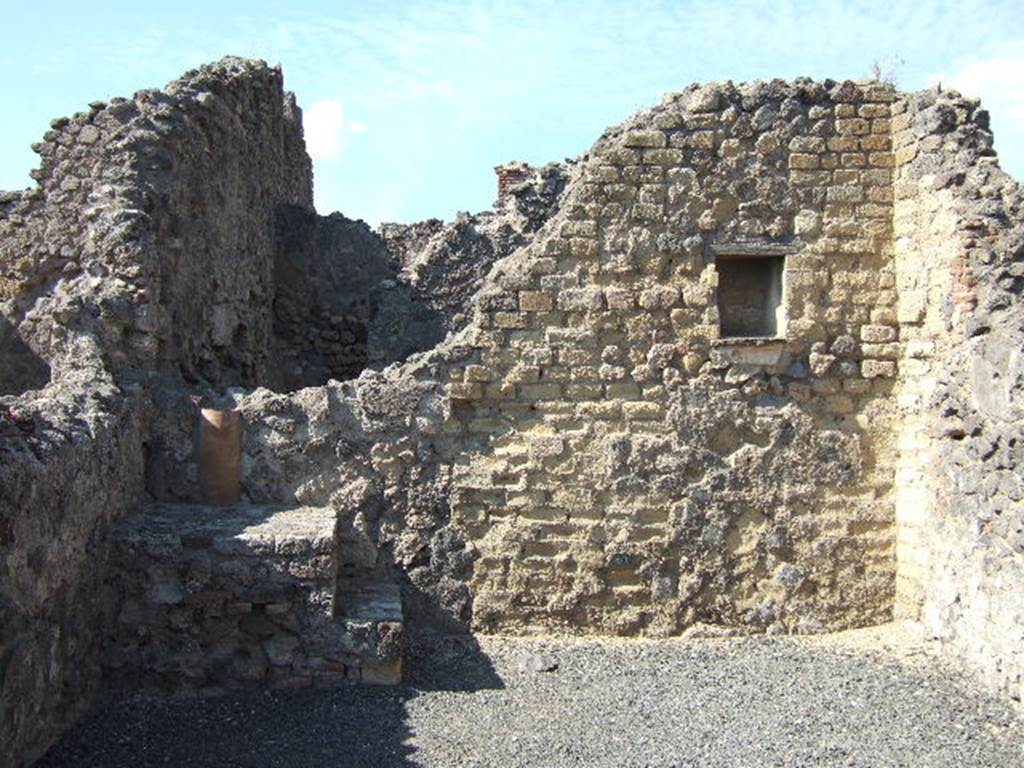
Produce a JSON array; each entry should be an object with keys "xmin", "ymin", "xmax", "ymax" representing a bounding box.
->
[
  {"xmin": 38, "ymin": 635, "xmax": 503, "ymax": 768},
  {"xmin": 404, "ymin": 633, "xmax": 506, "ymax": 693}
]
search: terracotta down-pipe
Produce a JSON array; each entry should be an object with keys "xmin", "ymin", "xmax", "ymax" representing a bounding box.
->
[{"xmin": 198, "ymin": 408, "xmax": 241, "ymax": 506}]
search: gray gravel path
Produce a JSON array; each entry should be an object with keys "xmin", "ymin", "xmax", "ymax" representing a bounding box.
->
[{"xmin": 38, "ymin": 625, "xmax": 1024, "ymax": 768}]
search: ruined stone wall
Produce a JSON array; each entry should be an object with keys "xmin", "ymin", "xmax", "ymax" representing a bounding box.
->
[
  {"xmin": 0, "ymin": 97, "xmax": 155, "ymax": 383},
  {"xmin": 1, "ymin": 58, "xmax": 312, "ymax": 390},
  {"xmin": 0, "ymin": 61, "xmax": 166, "ymax": 768},
  {"xmin": 138, "ymin": 61, "xmax": 312, "ymax": 388},
  {"xmin": 893, "ymin": 89, "xmax": 1024, "ymax": 702},
  {"xmin": 380, "ymin": 161, "xmax": 573, "ymax": 335},
  {"xmin": 271, "ymin": 208, "xmax": 394, "ymax": 391},
  {"xmin": 269, "ymin": 164, "xmax": 574, "ymax": 390},
  {"xmin": 0, "ymin": 353, "xmax": 145, "ymax": 767},
  {"xmin": 0, "ymin": 58, "xmax": 318, "ymax": 765},
  {"xmin": 451, "ymin": 79, "xmax": 901, "ymax": 635},
  {"xmin": 4, "ymin": 54, "xmax": 1024, "ymax": 766},
  {"xmin": 222, "ymin": 79, "xmax": 905, "ymax": 641}
]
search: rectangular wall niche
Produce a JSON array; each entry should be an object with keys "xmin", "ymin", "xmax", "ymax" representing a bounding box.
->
[{"xmin": 715, "ymin": 254, "xmax": 785, "ymax": 338}]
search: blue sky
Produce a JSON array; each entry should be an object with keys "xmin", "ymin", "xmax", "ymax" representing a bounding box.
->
[{"xmin": 2, "ymin": 1, "xmax": 1022, "ymax": 225}]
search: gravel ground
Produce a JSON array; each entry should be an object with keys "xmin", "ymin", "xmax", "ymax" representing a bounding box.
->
[{"xmin": 38, "ymin": 625, "xmax": 1024, "ymax": 768}]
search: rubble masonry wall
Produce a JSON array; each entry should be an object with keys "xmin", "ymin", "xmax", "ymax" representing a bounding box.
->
[
  {"xmin": 0, "ymin": 58, "xmax": 315, "ymax": 766},
  {"xmin": 893, "ymin": 89, "xmax": 1024, "ymax": 701},
  {"xmin": 230, "ymin": 78, "xmax": 905, "ymax": 638},
  {"xmin": 2, "ymin": 58, "xmax": 1023, "ymax": 766}
]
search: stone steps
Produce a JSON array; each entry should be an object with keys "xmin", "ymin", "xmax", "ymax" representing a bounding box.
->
[{"xmin": 103, "ymin": 502, "xmax": 403, "ymax": 690}]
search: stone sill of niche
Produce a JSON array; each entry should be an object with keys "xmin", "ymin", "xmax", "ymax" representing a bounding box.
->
[{"xmin": 712, "ymin": 337, "xmax": 787, "ymax": 347}]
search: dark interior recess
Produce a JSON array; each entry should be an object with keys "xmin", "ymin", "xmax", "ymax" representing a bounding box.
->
[{"xmin": 716, "ymin": 255, "xmax": 785, "ymax": 338}]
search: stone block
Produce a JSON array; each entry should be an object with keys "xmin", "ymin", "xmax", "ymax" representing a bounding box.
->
[
  {"xmin": 606, "ymin": 381, "xmax": 641, "ymax": 399},
  {"xmin": 494, "ymin": 312, "xmax": 529, "ymax": 329},
  {"xmin": 861, "ymin": 360, "xmax": 897, "ymax": 378},
  {"xmin": 621, "ymin": 402, "xmax": 665, "ymax": 420},
  {"xmin": 895, "ymin": 145, "xmax": 918, "ymax": 165},
  {"xmin": 605, "ymin": 287, "xmax": 635, "ymax": 311},
  {"xmin": 860, "ymin": 324, "xmax": 897, "ymax": 343},
  {"xmin": 631, "ymin": 202, "xmax": 663, "ymax": 220},
  {"xmin": 789, "ymin": 153, "xmax": 820, "ymax": 169},
  {"xmin": 644, "ymin": 148, "xmax": 684, "ymax": 165},
  {"xmin": 827, "ymin": 136, "xmax": 861, "ymax": 152},
  {"xmin": 861, "ymin": 343, "xmax": 900, "ymax": 360},
  {"xmin": 836, "ymin": 118, "xmax": 870, "ymax": 135},
  {"xmin": 567, "ymin": 383, "xmax": 604, "ymax": 399},
  {"xmin": 688, "ymin": 84, "xmax": 722, "ymax": 112},
  {"xmin": 718, "ymin": 139, "xmax": 742, "ymax": 158},
  {"xmin": 860, "ymin": 134, "xmax": 891, "ymax": 151},
  {"xmin": 591, "ymin": 165, "xmax": 619, "ymax": 182},
  {"xmin": 558, "ymin": 287, "xmax": 605, "ymax": 312},
  {"xmin": 508, "ymin": 365, "xmax": 541, "ymax": 383},
  {"xmin": 562, "ymin": 220, "xmax": 598, "ymax": 237},
  {"xmin": 791, "ymin": 170, "xmax": 831, "ymax": 186},
  {"xmin": 529, "ymin": 435, "xmax": 565, "ymax": 458},
  {"xmin": 569, "ymin": 237, "xmax": 598, "ymax": 257},
  {"xmin": 465, "ymin": 365, "xmax": 494, "ymax": 382},
  {"xmin": 519, "ymin": 291, "xmax": 554, "ymax": 312},
  {"xmin": 858, "ymin": 104, "xmax": 890, "ymax": 119},
  {"xmin": 826, "ymin": 186, "xmax": 864, "ymax": 204},
  {"xmin": 622, "ymin": 165, "xmax": 663, "ymax": 183},
  {"xmin": 638, "ymin": 286, "xmax": 679, "ymax": 310},
  {"xmin": 450, "ymin": 382, "xmax": 484, "ymax": 400},
  {"xmin": 624, "ymin": 130, "xmax": 667, "ymax": 148},
  {"xmin": 789, "ymin": 136, "xmax": 826, "ymax": 153},
  {"xmin": 756, "ymin": 133, "xmax": 781, "ymax": 154},
  {"xmin": 688, "ymin": 130, "xmax": 717, "ymax": 149}
]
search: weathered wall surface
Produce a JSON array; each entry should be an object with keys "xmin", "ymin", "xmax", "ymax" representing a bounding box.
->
[
  {"xmin": 1, "ymin": 58, "xmax": 312, "ymax": 389},
  {"xmin": 893, "ymin": 88, "xmax": 1024, "ymax": 702},
  {"xmin": 216, "ymin": 79, "xmax": 906, "ymax": 641},
  {"xmin": 4, "ymin": 54, "xmax": 1024, "ymax": 767},
  {"xmin": 138, "ymin": 61, "xmax": 312, "ymax": 387},
  {"xmin": 380, "ymin": 161, "xmax": 573, "ymax": 335},
  {"xmin": 271, "ymin": 208, "xmax": 395, "ymax": 391},
  {"xmin": 270, "ymin": 171, "xmax": 575, "ymax": 389},
  {"xmin": 0, "ymin": 58, "xmax": 319, "ymax": 765},
  {"xmin": 0, "ymin": 347, "xmax": 145, "ymax": 767},
  {"xmin": 449, "ymin": 79, "xmax": 902, "ymax": 635}
]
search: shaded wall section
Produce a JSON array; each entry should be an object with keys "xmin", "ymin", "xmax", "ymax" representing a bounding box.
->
[
  {"xmin": 0, "ymin": 58, "xmax": 318, "ymax": 765},
  {"xmin": 0, "ymin": 358, "xmax": 145, "ymax": 767}
]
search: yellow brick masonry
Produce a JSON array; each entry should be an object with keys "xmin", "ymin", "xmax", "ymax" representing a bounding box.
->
[{"xmin": 445, "ymin": 80, "xmax": 901, "ymax": 636}]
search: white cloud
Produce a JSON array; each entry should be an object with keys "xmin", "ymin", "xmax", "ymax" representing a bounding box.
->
[
  {"xmin": 349, "ymin": 121, "xmax": 368, "ymax": 134},
  {"xmin": 304, "ymin": 99, "xmax": 345, "ymax": 159},
  {"xmin": 934, "ymin": 53, "xmax": 1024, "ymax": 130}
]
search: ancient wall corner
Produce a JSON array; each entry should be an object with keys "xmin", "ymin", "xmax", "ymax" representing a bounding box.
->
[{"xmin": 891, "ymin": 84, "xmax": 1024, "ymax": 702}]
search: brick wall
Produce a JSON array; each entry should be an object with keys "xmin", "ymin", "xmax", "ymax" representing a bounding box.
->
[{"xmin": 444, "ymin": 79, "xmax": 902, "ymax": 635}]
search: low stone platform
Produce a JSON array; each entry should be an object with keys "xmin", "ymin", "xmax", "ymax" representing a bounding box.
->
[{"xmin": 103, "ymin": 503, "xmax": 403, "ymax": 691}]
